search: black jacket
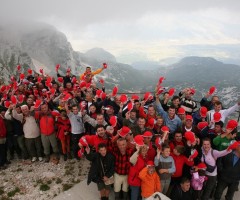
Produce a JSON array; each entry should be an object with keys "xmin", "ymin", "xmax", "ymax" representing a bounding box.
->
[
  {"xmin": 85, "ymin": 151, "xmax": 115, "ymax": 185},
  {"xmin": 218, "ymin": 151, "xmax": 240, "ymax": 182}
]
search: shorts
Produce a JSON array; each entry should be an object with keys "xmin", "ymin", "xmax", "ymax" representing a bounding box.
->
[{"xmin": 97, "ymin": 181, "xmax": 112, "ymax": 191}]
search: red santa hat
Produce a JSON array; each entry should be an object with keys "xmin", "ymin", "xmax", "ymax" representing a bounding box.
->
[
  {"xmin": 109, "ymin": 116, "xmax": 117, "ymax": 127},
  {"xmin": 79, "ymin": 136, "xmax": 88, "ymax": 147},
  {"xmin": 226, "ymin": 119, "xmax": 238, "ymax": 130},
  {"xmin": 158, "ymin": 76, "xmax": 165, "ymax": 85},
  {"xmin": 34, "ymin": 99, "xmax": 42, "ymax": 109},
  {"xmin": 80, "ymin": 81, "xmax": 86, "ymax": 88},
  {"xmin": 0, "ymin": 85, "xmax": 6, "ymax": 93},
  {"xmin": 168, "ymin": 88, "xmax": 175, "ymax": 97},
  {"xmin": 161, "ymin": 126, "xmax": 169, "ymax": 132},
  {"xmin": 197, "ymin": 122, "xmax": 209, "ymax": 131},
  {"xmin": 209, "ymin": 86, "xmax": 216, "ymax": 95},
  {"xmin": 10, "ymin": 95, "xmax": 17, "ymax": 105},
  {"xmin": 134, "ymin": 135, "xmax": 144, "ymax": 146},
  {"xmin": 4, "ymin": 101, "xmax": 11, "ymax": 108},
  {"xmin": 127, "ymin": 102, "xmax": 134, "ymax": 111},
  {"xmin": 55, "ymin": 64, "xmax": 60, "ymax": 71},
  {"xmin": 190, "ymin": 88, "xmax": 196, "ymax": 95},
  {"xmin": 18, "ymin": 95, "xmax": 25, "ymax": 104},
  {"xmin": 177, "ymin": 107, "xmax": 185, "ymax": 115},
  {"xmin": 79, "ymin": 101, "xmax": 86, "ymax": 111},
  {"xmin": 39, "ymin": 68, "xmax": 44, "ymax": 75},
  {"xmin": 227, "ymin": 141, "xmax": 240, "ymax": 151},
  {"xmin": 119, "ymin": 126, "xmax": 131, "ymax": 137},
  {"xmin": 143, "ymin": 131, "xmax": 153, "ymax": 138},
  {"xmin": 19, "ymin": 73, "xmax": 25, "ymax": 80},
  {"xmin": 99, "ymin": 78, "xmax": 104, "ymax": 85},
  {"xmin": 200, "ymin": 106, "xmax": 208, "ymax": 118},
  {"xmin": 17, "ymin": 65, "xmax": 21, "ymax": 71},
  {"xmin": 131, "ymin": 95, "xmax": 139, "ymax": 101},
  {"xmin": 62, "ymin": 93, "xmax": 72, "ymax": 102},
  {"xmin": 184, "ymin": 131, "xmax": 196, "ymax": 143},
  {"xmin": 147, "ymin": 160, "xmax": 155, "ymax": 167},
  {"xmin": 197, "ymin": 162, "xmax": 207, "ymax": 170},
  {"xmin": 213, "ymin": 112, "xmax": 221, "ymax": 122},
  {"xmin": 96, "ymin": 90, "xmax": 103, "ymax": 98},
  {"xmin": 143, "ymin": 92, "xmax": 151, "ymax": 101},
  {"xmin": 155, "ymin": 137, "xmax": 162, "ymax": 149},
  {"xmin": 185, "ymin": 115, "xmax": 193, "ymax": 121},
  {"xmin": 147, "ymin": 118, "xmax": 155, "ymax": 129},
  {"xmin": 112, "ymin": 86, "xmax": 118, "ymax": 97},
  {"xmin": 102, "ymin": 63, "xmax": 108, "ymax": 69},
  {"xmin": 120, "ymin": 94, "xmax": 128, "ymax": 104},
  {"xmin": 27, "ymin": 69, "xmax": 33, "ymax": 75},
  {"xmin": 189, "ymin": 149, "xmax": 198, "ymax": 160}
]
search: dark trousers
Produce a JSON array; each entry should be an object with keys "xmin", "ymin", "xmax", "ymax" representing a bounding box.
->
[
  {"xmin": 16, "ymin": 135, "xmax": 29, "ymax": 159},
  {"xmin": 214, "ymin": 178, "xmax": 239, "ymax": 200},
  {"xmin": 0, "ymin": 143, "xmax": 7, "ymax": 166},
  {"xmin": 25, "ymin": 136, "xmax": 43, "ymax": 158},
  {"xmin": 202, "ymin": 175, "xmax": 217, "ymax": 199},
  {"xmin": 71, "ymin": 134, "xmax": 83, "ymax": 158}
]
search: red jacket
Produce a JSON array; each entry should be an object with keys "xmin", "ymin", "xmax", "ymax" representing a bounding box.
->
[
  {"xmin": 171, "ymin": 153, "xmax": 194, "ymax": 178},
  {"xmin": 147, "ymin": 143, "xmax": 156, "ymax": 161},
  {"xmin": 128, "ymin": 154, "xmax": 148, "ymax": 186},
  {"xmin": 35, "ymin": 111, "xmax": 60, "ymax": 135},
  {"xmin": 0, "ymin": 116, "xmax": 6, "ymax": 138},
  {"xmin": 56, "ymin": 117, "xmax": 71, "ymax": 140},
  {"xmin": 169, "ymin": 140, "xmax": 185, "ymax": 152},
  {"xmin": 84, "ymin": 134, "xmax": 109, "ymax": 151}
]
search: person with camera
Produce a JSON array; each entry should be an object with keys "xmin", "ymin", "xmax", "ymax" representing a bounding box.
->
[{"xmin": 85, "ymin": 143, "xmax": 115, "ymax": 200}]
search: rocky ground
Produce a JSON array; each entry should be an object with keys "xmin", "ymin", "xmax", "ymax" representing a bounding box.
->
[{"xmin": 0, "ymin": 157, "xmax": 90, "ymax": 200}]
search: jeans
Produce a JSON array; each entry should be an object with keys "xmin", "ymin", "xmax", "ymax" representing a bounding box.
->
[
  {"xmin": 130, "ymin": 185, "xmax": 140, "ymax": 200},
  {"xmin": 214, "ymin": 178, "xmax": 239, "ymax": 200}
]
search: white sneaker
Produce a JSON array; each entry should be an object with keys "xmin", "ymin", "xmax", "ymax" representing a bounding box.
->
[
  {"xmin": 38, "ymin": 157, "xmax": 43, "ymax": 162},
  {"xmin": 31, "ymin": 157, "xmax": 37, "ymax": 162}
]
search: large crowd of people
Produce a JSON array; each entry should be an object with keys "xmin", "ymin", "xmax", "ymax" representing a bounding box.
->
[{"xmin": 0, "ymin": 63, "xmax": 240, "ymax": 200}]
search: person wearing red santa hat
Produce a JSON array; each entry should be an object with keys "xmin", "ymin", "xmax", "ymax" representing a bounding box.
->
[
  {"xmin": 143, "ymin": 131, "xmax": 156, "ymax": 161},
  {"xmin": 213, "ymin": 119, "xmax": 238, "ymax": 151},
  {"xmin": 207, "ymin": 100, "xmax": 240, "ymax": 129},
  {"xmin": 128, "ymin": 144, "xmax": 149, "ymax": 200},
  {"xmin": 78, "ymin": 125, "xmax": 110, "ymax": 152},
  {"xmin": 179, "ymin": 88, "xmax": 198, "ymax": 115}
]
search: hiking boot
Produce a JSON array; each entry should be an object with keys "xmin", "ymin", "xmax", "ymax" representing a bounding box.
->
[
  {"xmin": 31, "ymin": 157, "xmax": 37, "ymax": 162},
  {"xmin": 63, "ymin": 154, "xmax": 67, "ymax": 161},
  {"xmin": 45, "ymin": 155, "xmax": 50, "ymax": 163}
]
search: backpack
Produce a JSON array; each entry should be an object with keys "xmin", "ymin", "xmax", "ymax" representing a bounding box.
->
[{"xmin": 202, "ymin": 149, "xmax": 216, "ymax": 173}]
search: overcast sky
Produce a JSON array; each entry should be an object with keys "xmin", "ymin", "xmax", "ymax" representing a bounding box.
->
[{"xmin": 1, "ymin": 0, "xmax": 240, "ymax": 64}]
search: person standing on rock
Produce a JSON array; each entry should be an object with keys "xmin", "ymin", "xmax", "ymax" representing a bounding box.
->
[
  {"xmin": 65, "ymin": 103, "xmax": 85, "ymax": 160},
  {"xmin": 12, "ymin": 105, "xmax": 43, "ymax": 162},
  {"xmin": 85, "ymin": 143, "xmax": 115, "ymax": 200},
  {"xmin": 35, "ymin": 103, "xmax": 60, "ymax": 162}
]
